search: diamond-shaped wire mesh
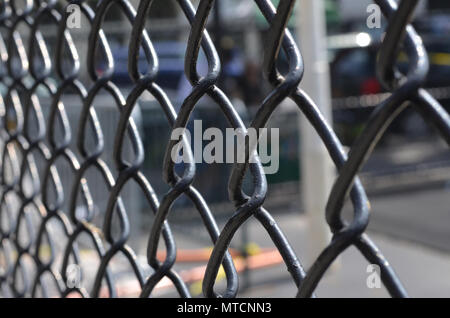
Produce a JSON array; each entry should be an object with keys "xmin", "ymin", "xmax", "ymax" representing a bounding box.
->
[{"xmin": 0, "ymin": 0, "xmax": 448, "ymax": 298}]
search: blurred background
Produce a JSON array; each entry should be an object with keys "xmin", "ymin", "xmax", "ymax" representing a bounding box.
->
[{"xmin": 5, "ymin": 0, "xmax": 450, "ymax": 297}]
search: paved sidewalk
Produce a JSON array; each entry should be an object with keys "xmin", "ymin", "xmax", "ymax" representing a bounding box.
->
[
  {"xmin": 79, "ymin": 186, "xmax": 450, "ymax": 298},
  {"xmin": 237, "ymin": 214, "xmax": 450, "ymax": 297},
  {"xmin": 159, "ymin": 212, "xmax": 450, "ymax": 298}
]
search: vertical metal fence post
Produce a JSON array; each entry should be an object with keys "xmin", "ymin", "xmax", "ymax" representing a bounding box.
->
[{"xmin": 296, "ymin": 0, "xmax": 335, "ymax": 265}]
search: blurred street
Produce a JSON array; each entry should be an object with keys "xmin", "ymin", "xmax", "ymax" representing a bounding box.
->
[
  {"xmin": 132, "ymin": 185, "xmax": 450, "ymax": 298},
  {"xmin": 186, "ymin": 185, "xmax": 450, "ymax": 297}
]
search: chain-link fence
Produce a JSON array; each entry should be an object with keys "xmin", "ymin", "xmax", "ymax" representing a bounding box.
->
[{"xmin": 0, "ymin": 0, "xmax": 449, "ymax": 298}]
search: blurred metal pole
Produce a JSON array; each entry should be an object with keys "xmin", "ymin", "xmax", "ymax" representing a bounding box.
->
[
  {"xmin": 212, "ymin": 0, "xmax": 225, "ymax": 88},
  {"xmin": 296, "ymin": 0, "xmax": 335, "ymax": 265}
]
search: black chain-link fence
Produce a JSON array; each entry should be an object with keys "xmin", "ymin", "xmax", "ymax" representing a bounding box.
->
[{"xmin": 0, "ymin": 0, "xmax": 449, "ymax": 298}]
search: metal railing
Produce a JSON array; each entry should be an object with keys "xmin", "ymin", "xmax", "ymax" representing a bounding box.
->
[{"xmin": 0, "ymin": 0, "xmax": 449, "ymax": 298}]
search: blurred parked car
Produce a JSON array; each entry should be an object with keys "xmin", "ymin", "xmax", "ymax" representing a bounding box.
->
[{"xmin": 329, "ymin": 18, "xmax": 450, "ymax": 145}]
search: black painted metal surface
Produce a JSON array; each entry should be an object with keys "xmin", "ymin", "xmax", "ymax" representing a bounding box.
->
[{"xmin": 0, "ymin": 0, "xmax": 449, "ymax": 298}]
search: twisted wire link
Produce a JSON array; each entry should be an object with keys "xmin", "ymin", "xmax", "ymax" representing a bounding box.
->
[
  {"xmin": 57, "ymin": 0, "xmax": 119, "ymax": 297},
  {"xmin": 26, "ymin": 0, "xmax": 77, "ymax": 297},
  {"xmin": 0, "ymin": 0, "xmax": 73, "ymax": 297},
  {"xmin": 0, "ymin": 0, "xmax": 448, "ymax": 298},
  {"xmin": 0, "ymin": 0, "xmax": 33, "ymax": 297}
]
